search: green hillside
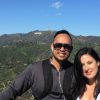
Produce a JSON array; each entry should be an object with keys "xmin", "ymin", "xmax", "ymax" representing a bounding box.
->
[{"xmin": 0, "ymin": 31, "xmax": 100, "ymax": 100}]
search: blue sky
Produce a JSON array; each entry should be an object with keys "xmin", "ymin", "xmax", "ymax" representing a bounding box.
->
[{"xmin": 0, "ymin": 0, "xmax": 100, "ymax": 36}]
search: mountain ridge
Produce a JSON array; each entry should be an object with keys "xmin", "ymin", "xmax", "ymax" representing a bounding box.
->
[{"xmin": 0, "ymin": 30, "xmax": 100, "ymax": 46}]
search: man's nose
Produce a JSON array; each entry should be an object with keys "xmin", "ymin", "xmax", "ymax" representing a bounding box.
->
[{"xmin": 60, "ymin": 46, "xmax": 65, "ymax": 51}]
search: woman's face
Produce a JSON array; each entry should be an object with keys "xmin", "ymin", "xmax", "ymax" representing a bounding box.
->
[{"xmin": 80, "ymin": 54, "xmax": 100, "ymax": 83}]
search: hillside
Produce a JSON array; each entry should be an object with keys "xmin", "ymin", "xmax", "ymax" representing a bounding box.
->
[
  {"xmin": 0, "ymin": 30, "xmax": 100, "ymax": 46},
  {"xmin": 0, "ymin": 30, "xmax": 100, "ymax": 100}
]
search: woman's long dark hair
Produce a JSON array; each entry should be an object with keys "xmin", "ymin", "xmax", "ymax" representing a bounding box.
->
[{"xmin": 72, "ymin": 47, "xmax": 100, "ymax": 99}]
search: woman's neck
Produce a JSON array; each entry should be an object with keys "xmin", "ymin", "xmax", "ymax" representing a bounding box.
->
[
  {"xmin": 80, "ymin": 81, "xmax": 96, "ymax": 100},
  {"xmin": 87, "ymin": 79, "xmax": 97, "ymax": 86}
]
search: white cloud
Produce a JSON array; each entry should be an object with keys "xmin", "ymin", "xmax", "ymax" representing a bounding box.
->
[
  {"xmin": 51, "ymin": 1, "xmax": 63, "ymax": 9},
  {"xmin": 56, "ymin": 13, "xmax": 62, "ymax": 16}
]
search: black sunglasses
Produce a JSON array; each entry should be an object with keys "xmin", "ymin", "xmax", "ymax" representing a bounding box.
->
[{"xmin": 53, "ymin": 43, "xmax": 73, "ymax": 51}]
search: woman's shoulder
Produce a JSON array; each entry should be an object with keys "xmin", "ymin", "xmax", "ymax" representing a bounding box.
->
[
  {"xmin": 96, "ymin": 93, "xmax": 100, "ymax": 100},
  {"xmin": 76, "ymin": 97, "xmax": 80, "ymax": 100}
]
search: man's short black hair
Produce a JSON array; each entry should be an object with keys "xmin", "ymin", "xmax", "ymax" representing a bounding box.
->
[{"xmin": 53, "ymin": 30, "xmax": 72, "ymax": 43}]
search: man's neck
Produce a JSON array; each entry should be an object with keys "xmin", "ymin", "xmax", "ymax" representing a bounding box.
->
[{"xmin": 50, "ymin": 57, "xmax": 62, "ymax": 71}]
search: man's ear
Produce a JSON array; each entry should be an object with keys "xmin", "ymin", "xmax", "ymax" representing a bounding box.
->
[{"xmin": 51, "ymin": 43, "xmax": 54, "ymax": 51}]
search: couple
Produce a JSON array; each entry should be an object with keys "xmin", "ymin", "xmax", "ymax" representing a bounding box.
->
[{"xmin": 0, "ymin": 30, "xmax": 100, "ymax": 100}]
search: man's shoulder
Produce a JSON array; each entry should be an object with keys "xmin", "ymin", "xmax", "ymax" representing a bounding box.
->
[
  {"xmin": 67, "ymin": 60, "xmax": 73, "ymax": 65},
  {"xmin": 65, "ymin": 60, "xmax": 73, "ymax": 68},
  {"xmin": 32, "ymin": 59, "xmax": 49, "ymax": 65},
  {"xmin": 28, "ymin": 59, "xmax": 49, "ymax": 69}
]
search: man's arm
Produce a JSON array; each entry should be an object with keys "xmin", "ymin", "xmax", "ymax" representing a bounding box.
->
[{"xmin": 0, "ymin": 64, "xmax": 33, "ymax": 100}]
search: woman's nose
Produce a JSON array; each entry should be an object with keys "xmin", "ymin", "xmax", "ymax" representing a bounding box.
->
[{"xmin": 84, "ymin": 65, "xmax": 88, "ymax": 70}]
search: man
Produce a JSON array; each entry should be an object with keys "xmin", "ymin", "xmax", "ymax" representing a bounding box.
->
[{"xmin": 0, "ymin": 30, "xmax": 73, "ymax": 100}]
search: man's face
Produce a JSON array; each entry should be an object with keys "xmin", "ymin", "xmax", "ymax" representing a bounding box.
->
[{"xmin": 51, "ymin": 34, "xmax": 72, "ymax": 62}]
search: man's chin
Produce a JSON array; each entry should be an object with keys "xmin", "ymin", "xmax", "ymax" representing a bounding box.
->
[
  {"xmin": 53, "ymin": 55, "xmax": 68, "ymax": 62},
  {"xmin": 56, "ymin": 57, "xmax": 67, "ymax": 62}
]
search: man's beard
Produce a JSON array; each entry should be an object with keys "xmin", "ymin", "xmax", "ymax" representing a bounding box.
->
[{"xmin": 53, "ymin": 54, "xmax": 68, "ymax": 63}]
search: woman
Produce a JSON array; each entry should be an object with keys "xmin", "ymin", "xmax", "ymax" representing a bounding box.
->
[{"xmin": 72, "ymin": 47, "xmax": 100, "ymax": 100}]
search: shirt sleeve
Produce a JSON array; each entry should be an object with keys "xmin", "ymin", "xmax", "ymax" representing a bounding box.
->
[{"xmin": 0, "ymin": 64, "xmax": 33, "ymax": 100}]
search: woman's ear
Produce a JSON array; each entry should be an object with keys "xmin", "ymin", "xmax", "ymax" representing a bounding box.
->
[{"xmin": 97, "ymin": 61, "xmax": 100, "ymax": 67}]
